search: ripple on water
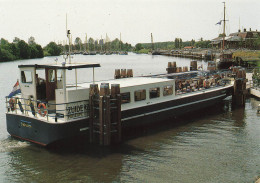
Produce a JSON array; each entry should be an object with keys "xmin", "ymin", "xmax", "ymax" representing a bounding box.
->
[{"xmin": 0, "ymin": 138, "xmax": 29, "ymax": 153}]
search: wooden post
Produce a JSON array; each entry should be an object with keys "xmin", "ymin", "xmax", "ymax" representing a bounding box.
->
[
  {"xmin": 233, "ymin": 79, "xmax": 246, "ymax": 106},
  {"xmin": 116, "ymin": 94, "xmax": 122, "ymax": 143},
  {"xmin": 111, "ymin": 84, "xmax": 120, "ymax": 98},
  {"xmin": 89, "ymin": 84, "xmax": 99, "ymax": 143},
  {"xmin": 114, "ymin": 69, "xmax": 121, "ymax": 79},
  {"xmin": 190, "ymin": 61, "xmax": 197, "ymax": 71},
  {"xmin": 127, "ymin": 69, "xmax": 133, "ymax": 77},
  {"xmin": 100, "ymin": 83, "xmax": 110, "ymax": 96},
  {"xmin": 104, "ymin": 95, "xmax": 111, "ymax": 146},
  {"xmin": 99, "ymin": 96, "xmax": 104, "ymax": 145}
]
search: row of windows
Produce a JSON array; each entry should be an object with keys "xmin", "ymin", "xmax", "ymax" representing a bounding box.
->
[
  {"xmin": 21, "ymin": 70, "xmax": 59, "ymax": 84},
  {"xmin": 121, "ymin": 85, "xmax": 173, "ymax": 104}
]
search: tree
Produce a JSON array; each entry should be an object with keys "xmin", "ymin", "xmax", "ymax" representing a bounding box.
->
[
  {"xmin": 44, "ymin": 42, "xmax": 62, "ymax": 56},
  {"xmin": 0, "ymin": 48, "xmax": 16, "ymax": 61},
  {"xmin": 29, "ymin": 45, "xmax": 39, "ymax": 58},
  {"xmin": 13, "ymin": 37, "xmax": 20, "ymax": 43},
  {"xmin": 35, "ymin": 44, "xmax": 44, "ymax": 58},
  {"xmin": 180, "ymin": 38, "xmax": 183, "ymax": 48},
  {"xmin": 88, "ymin": 38, "xmax": 94, "ymax": 51},
  {"xmin": 10, "ymin": 43, "xmax": 20, "ymax": 59},
  {"xmin": 74, "ymin": 37, "xmax": 82, "ymax": 51},
  {"xmin": 28, "ymin": 36, "xmax": 36, "ymax": 45},
  {"xmin": 18, "ymin": 40, "xmax": 31, "ymax": 59},
  {"xmin": 191, "ymin": 39, "xmax": 195, "ymax": 46},
  {"xmin": 0, "ymin": 38, "xmax": 9, "ymax": 46},
  {"xmin": 135, "ymin": 43, "xmax": 143, "ymax": 51}
]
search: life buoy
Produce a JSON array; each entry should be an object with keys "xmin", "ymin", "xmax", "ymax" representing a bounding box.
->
[
  {"xmin": 9, "ymin": 98, "xmax": 16, "ymax": 111},
  {"xmin": 38, "ymin": 103, "xmax": 47, "ymax": 117}
]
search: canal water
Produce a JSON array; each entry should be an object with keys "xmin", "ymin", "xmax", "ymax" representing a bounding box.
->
[{"xmin": 0, "ymin": 53, "xmax": 259, "ymax": 182}]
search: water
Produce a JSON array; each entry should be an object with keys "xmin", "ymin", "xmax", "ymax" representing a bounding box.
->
[{"xmin": 0, "ymin": 54, "xmax": 260, "ymax": 183}]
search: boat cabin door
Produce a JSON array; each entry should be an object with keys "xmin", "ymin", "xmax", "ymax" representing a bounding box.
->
[{"xmin": 45, "ymin": 68, "xmax": 57, "ymax": 101}]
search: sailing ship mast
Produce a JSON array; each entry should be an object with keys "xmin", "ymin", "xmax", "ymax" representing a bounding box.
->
[
  {"xmin": 151, "ymin": 33, "xmax": 154, "ymax": 51},
  {"xmin": 222, "ymin": 2, "xmax": 226, "ymax": 50}
]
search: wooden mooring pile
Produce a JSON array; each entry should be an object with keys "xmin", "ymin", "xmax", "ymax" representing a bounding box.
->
[
  {"xmin": 89, "ymin": 83, "xmax": 122, "ymax": 146},
  {"xmin": 232, "ymin": 67, "xmax": 247, "ymax": 106},
  {"xmin": 167, "ymin": 61, "xmax": 197, "ymax": 74},
  {"xmin": 114, "ymin": 69, "xmax": 133, "ymax": 79}
]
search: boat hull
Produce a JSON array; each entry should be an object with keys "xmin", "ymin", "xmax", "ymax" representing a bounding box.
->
[
  {"xmin": 6, "ymin": 86, "xmax": 233, "ymax": 146},
  {"xmin": 121, "ymin": 86, "xmax": 232, "ymax": 127},
  {"xmin": 6, "ymin": 114, "xmax": 89, "ymax": 146}
]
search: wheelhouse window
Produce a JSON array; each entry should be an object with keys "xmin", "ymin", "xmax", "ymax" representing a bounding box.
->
[
  {"xmin": 135, "ymin": 89, "xmax": 146, "ymax": 101},
  {"xmin": 149, "ymin": 87, "xmax": 160, "ymax": 99},
  {"xmin": 163, "ymin": 85, "xmax": 173, "ymax": 96},
  {"xmin": 121, "ymin": 92, "xmax": 131, "ymax": 104},
  {"xmin": 21, "ymin": 71, "xmax": 32, "ymax": 83},
  {"xmin": 48, "ymin": 69, "xmax": 56, "ymax": 82}
]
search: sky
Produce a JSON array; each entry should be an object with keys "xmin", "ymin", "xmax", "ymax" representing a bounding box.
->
[{"xmin": 0, "ymin": 0, "xmax": 260, "ymax": 47}]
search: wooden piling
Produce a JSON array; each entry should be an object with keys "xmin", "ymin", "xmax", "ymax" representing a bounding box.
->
[
  {"xmin": 89, "ymin": 84, "xmax": 99, "ymax": 143},
  {"xmin": 127, "ymin": 69, "xmax": 133, "ymax": 77},
  {"xmin": 190, "ymin": 61, "xmax": 197, "ymax": 71},
  {"xmin": 111, "ymin": 84, "xmax": 120, "ymax": 98},
  {"xmin": 99, "ymin": 96, "xmax": 104, "ymax": 145},
  {"xmin": 121, "ymin": 69, "xmax": 127, "ymax": 78},
  {"xmin": 100, "ymin": 83, "xmax": 110, "ymax": 96},
  {"xmin": 116, "ymin": 94, "xmax": 122, "ymax": 143},
  {"xmin": 233, "ymin": 78, "xmax": 246, "ymax": 106},
  {"xmin": 114, "ymin": 69, "xmax": 121, "ymax": 79},
  {"xmin": 104, "ymin": 95, "xmax": 111, "ymax": 146}
]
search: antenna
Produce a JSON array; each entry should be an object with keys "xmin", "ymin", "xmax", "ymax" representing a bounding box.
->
[{"xmin": 66, "ymin": 13, "xmax": 72, "ymax": 64}]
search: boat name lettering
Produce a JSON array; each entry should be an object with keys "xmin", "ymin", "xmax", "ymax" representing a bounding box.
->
[
  {"xmin": 20, "ymin": 120, "xmax": 32, "ymax": 128},
  {"xmin": 66, "ymin": 103, "xmax": 89, "ymax": 119}
]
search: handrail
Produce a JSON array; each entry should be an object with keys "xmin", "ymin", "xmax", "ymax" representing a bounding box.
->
[{"xmin": 5, "ymin": 96, "xmax": 90, "ymax": 122}]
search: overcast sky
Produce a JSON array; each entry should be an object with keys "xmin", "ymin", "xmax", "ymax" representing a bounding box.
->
[{"xmin": 0, "ymin": 0, "xmax": 259, "ymax": 46}]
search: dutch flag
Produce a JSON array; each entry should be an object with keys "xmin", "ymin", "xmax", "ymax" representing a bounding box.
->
[{"xmin": 8, "ymin": 81, "xmax": 21, "ymax": 98}]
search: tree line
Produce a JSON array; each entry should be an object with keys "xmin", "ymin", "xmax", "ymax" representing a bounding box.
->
[
  {"xmin": 0, "ymin": 37, "xmax": 44, "ymax": 62},
  {"xmin": 72, "ymin": 37, "xmax": 132, "ymax": 52},
  {"xmin": 134, "ymin": 38, "xmax": 211, "ymax": 52}
]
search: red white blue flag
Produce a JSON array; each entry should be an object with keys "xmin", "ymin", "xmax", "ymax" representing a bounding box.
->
[{"xmin": 8, "ymin": 81, "xmax": 21, "ymax": 98}]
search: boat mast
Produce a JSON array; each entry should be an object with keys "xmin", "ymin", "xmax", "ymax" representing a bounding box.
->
[
  {"xmin": 222, "ymin": 2, "xmax": 226, "ymax": 50},
  {"xmin": 66, "ymin": 14, "xmax": 72, "ymax": 64},
  {"xmin": 120, "ymin": 32, "xmax": 122, "ymax": 51},
  {"xmin": 151, "ymin": 33, "xmax": 154, "ymax": 51}
]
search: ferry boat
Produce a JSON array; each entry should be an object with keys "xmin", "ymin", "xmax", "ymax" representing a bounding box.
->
[{"xmin": 5, "ymin": 60, "xmax": 234, "ymax": 146}]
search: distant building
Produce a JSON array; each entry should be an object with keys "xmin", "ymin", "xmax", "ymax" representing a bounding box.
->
[
  {"xmin": 211, "ymin": 28, "xmax": 260, "ymax": 49},
  {"xmin": 183, "ymin": 46, "xmax": 195, "ymax": 49}
]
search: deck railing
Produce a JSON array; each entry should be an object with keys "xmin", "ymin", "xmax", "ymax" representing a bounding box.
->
[{"xmin": 5, "ymin": 97, "xmax": 90, "ymax": 122}]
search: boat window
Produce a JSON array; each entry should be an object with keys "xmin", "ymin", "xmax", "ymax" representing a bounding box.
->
[
  {"xmin": 21, "ymin": 71, "xmax": 32, "ymax": 83},
  {"xmin": 48, "ymin": 69, "xmax": 56, "ymax": 82},
  {"xmin": 135, "ymin": 89, "xmax": 146, "ymax": 101},
  {"xmin": 57, "ymin": 70, "xmax": 62, "ymax": 81},
  {"xmin": 121, "ymin": 92, "xmax": 131, "ymax": 104},
  {"xmin": 163, "ymin": 85, "xmax": 173, "ymax": 96},
  {"xmin": 149, "ymin": 87, "xmax": 160, "ymax": 99}
]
